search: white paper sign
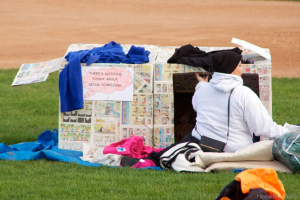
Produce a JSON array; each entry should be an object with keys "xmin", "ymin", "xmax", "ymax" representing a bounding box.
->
[
  {"xmin": 82, "ymin": 66, "xmax": 134, "ymax": 101},
  {"xmin": 231, "ymin": 38, "xmax": 271, "ymax": 60}
]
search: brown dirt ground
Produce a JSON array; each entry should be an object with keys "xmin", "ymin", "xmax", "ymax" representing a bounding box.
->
[{"xmin": 0, "ymin": 0, "xmax": 299, "ymax": 77}]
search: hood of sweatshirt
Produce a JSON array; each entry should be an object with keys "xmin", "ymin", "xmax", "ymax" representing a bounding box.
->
[{"xmin": 210, "ymin": 72, "xmax": 243, "ymax": 92}]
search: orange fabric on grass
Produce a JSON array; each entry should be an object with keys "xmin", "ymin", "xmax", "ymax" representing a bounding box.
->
[{"xmin": 235, "ymin": 168, "xmax": 285, "ymax": 200}]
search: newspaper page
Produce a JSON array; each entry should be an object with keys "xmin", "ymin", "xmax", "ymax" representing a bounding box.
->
[
  {"xmin": 242, "ymin": 63, "xmax": 272, "ymax": 115},
  {"xmin": 231, "ymin": 38, "xmax": 271, "ymax": 60},
  {"xmin": 59, "ymin": 101, "xmax": 93, "ymax": 151},
  {"xmin": 153, "ymin": 125, "xmax": 174, "ymax": 148},
  {"xmin": 133, "ymin": 72, "xmax": 152, "ymax": 94},
  {"xmin": 154, "ymin": 82, "xmax": 173, "ymax": 94},
  {"xmin": 153, "ymin": 94, "xmax": 174, "ymax": 126},
  {"xmin": 92, "ymin": 101, "xmax": 121, "ymax": 148},
  {"xmin": 132, "ymin": 63, "xmax": 153, "ymax": 86},
  {"xmin": 120, "ymin": 93, "xmax": 153, "ymax": 146},
  {"xmin": 11, "ymin": 57, "xmax": 62, "ymax": 86},
  {"xmin": 121, "ymin": 94, "xmax": 153, "ymax": 127},
  {"xmin": 120, "ymin": 125, "xmax": 153, "ymax": 146}
]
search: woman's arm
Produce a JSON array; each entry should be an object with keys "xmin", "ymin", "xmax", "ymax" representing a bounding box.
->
[{"xmin": 243, "ymin": 88, "xmax": 289, "ymax": 138}]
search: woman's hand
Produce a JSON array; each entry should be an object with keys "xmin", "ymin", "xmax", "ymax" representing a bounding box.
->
[{"xmin": 195, "ymin": 73, "xmax": 208, "ymax": 82}]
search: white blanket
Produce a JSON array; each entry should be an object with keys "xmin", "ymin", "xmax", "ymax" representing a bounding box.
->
[{"xmin": 164, "ymin": 141, "xmax": 292, "ymax": 173}]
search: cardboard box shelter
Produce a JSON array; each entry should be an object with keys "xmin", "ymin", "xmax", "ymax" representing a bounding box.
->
[
  {"xmin": 58, "ymin": 44, "xmax": 159, "ymax": 151},
  {"xmin": 58, "ymin": 44, "xmax": 272, "ymax": 151}
]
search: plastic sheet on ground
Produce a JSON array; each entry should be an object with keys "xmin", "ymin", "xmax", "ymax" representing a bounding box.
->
[
  {"xmin": 0, "ymin": 130, "xmax": 162, "ymax": 170},
  {"xmin": 272, "ymin": 131, "xmax": 300, "ymax": 173}
]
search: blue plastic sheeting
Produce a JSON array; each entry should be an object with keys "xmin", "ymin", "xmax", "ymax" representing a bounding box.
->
[{"xmin": 0, "ymin": 130, "xmax": 162, "ymax": 171}]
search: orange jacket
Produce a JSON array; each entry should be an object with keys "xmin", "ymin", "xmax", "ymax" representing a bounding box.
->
[{"xmin": 220, "ymin": 168, "xmax": 285, "ymax": 200}]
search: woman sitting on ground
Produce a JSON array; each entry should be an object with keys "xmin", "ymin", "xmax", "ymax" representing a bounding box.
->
[
  {"xmin": 191, "ymin": 51, "xmax": 288, "ymax": 152},
  {"xmin": 145, "ymin": 51, "xmax": 288, "ymax": 166}
]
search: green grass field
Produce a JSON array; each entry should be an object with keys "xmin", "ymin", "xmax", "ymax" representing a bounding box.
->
[{"xmin": 1, "ymin": 69, "xmax": 300, "ymax": 199}]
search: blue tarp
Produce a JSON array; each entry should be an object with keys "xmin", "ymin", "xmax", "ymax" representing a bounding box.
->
[{"xmin": 0, "ymin": 130, "xmax": 162, "ymax": 170}]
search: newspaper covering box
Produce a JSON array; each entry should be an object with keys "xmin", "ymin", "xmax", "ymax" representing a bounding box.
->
[
  {"xmin": 58, "ymin": 44, "xmax": 158, "ymax": 151},
  {"xmin": 153, "ymin": 46, "xmax": 272, "ymax": 148},
  {"xmin": 240, "ymin": 48, "xmax": 272, "ymax": 116}
]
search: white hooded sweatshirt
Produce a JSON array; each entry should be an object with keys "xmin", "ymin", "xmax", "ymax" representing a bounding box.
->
[{"xmin": 191, "ymin": 72, "xmax": 288, "ymax": 153}]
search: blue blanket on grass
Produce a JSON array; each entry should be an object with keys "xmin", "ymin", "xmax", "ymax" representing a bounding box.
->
[{"xmin": 0, "ymin": 129, "xmax": 162, "ymax": 170}]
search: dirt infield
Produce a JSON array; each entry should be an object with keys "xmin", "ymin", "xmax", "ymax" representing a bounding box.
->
[{"xmin": 0, "ymin": 0, "xmax": 299, "ymax": 77}]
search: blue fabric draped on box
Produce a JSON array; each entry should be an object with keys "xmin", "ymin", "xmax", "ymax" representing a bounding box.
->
[
  {"xmin": 0, "ymin": 129, "xmax": 161, "ymax": 170},
  {"xmin": 59, "ymin": 41, "xmax": 150, "ymax": 113}
]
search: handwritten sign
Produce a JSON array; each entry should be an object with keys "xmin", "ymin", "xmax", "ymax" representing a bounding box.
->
[{"xmin": 82, "ymin": 66, "xmax": 134, "ymax": 101}]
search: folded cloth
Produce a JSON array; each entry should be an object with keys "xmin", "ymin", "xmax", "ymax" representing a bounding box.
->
[
  {"xmin": 167, "ymin": 44, "xmax": 206, "ymax": 63},
  {"xmin": 80, "ymin": 143, "xmax": 123, "ymax": 166},
  {"xmin": 159, "ymin": 142, "xmax": 204, "ymax": 170},
  {"xmin": 103, "ymin": 135, "xmax": 163, "ymax": 159},
  {"xmin": 126, "ymin": 45, "xmax": 151, "ymax": 64},
  {"xmin": 167, "ymin": 45, "xmax": 242, "ymax": 72},
  {"xmin": 59, "ymin": 41, "xmax": 150, "ymax": 113},
  {"xmin": 158, "ymin": 140, "xmax": 287, "ymax": 173}
]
